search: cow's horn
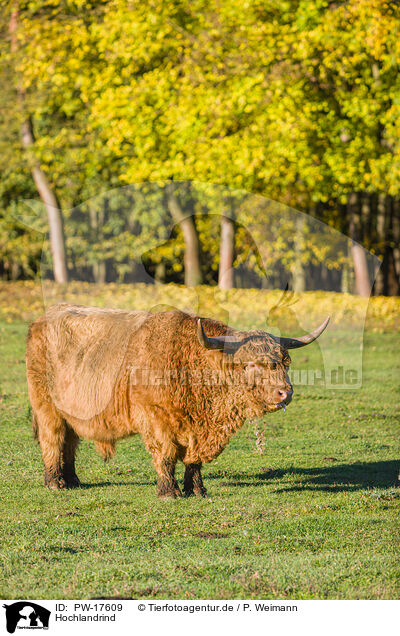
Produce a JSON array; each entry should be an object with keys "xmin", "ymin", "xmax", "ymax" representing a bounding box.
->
[
  {"xmin": 277, "ymin": 316, "xmax": 330, "ymax": 349},
  {"xmin": 197, "ymin": 319, "xmax": 242, "ymax": 353}
]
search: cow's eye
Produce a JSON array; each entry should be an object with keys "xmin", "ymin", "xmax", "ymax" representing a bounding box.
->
[{"xmin": 271, "ymin": 362, "xmax": 277, "ymax": 370}]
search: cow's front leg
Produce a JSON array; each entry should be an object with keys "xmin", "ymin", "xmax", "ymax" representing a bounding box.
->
[
  {"xmin": 184, "ymin": 463, "xmax": 207, "ymax": 497},
  {"xmin": 153, "ymin": 456, "xmax": 182, "ymax": 499}
]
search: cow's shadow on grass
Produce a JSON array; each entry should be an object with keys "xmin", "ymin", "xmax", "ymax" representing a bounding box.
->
[
  {"xmin": 76, "ymin": 461, "xmax": 399, "ymax": 492},
  {"xmin": 208, "ymin": 460, "xmax": 400, "ymax": 492},
  {"xmin": 79, "ymin": 480, "xmax": 153, "ymax": 489}
]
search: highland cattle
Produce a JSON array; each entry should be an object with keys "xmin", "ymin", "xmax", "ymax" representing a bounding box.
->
[{"xmin": 26, "ymin": 304, "xmax": 329, "ymax": 497}]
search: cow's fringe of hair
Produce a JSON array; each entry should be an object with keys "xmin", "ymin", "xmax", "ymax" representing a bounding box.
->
[
  {"xmin": 32, "ymin": 412, "xmax": 39, "ymax": 441},
  {"xmin": 95, "ymin": 441, "xmax": 116, "ymax": 462},
  {"xmin": 254, "ymin": 420, "xmax": 266, "ymax": 455}
]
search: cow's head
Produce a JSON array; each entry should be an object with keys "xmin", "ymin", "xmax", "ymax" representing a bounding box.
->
[{"xmin": 197, "ymin": 317, "xmax": 329, "ymax": 417}]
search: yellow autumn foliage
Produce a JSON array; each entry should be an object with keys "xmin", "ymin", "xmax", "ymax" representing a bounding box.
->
[{"xmin": 0, "ymin": 281, "xmax": 398, "ymax": 332}]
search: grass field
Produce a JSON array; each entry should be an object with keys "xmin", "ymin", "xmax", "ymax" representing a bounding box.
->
[{"xmin": 0, "ymin": 283, "xmax": 399, "ymax": 599}]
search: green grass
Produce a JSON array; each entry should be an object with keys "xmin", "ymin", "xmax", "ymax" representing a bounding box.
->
[{"xmin": 0, "ymin": 319, "xmax": 399, "ymax": 600}]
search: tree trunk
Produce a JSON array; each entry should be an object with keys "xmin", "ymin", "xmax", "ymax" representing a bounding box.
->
[
  {"xmin": 392, "ymin": 198, "xmax": 400, "ymax": 285},
  {"xmin": 387, "ymin": 198, "xmax": 400, "ymax": 295},
  {"xmin": 166, "ymin": 187, "xmax": 202, "ymax": 287},
  {"xmin": 341, "ymin": 263, "xmax": 350, "ymax": 293},
  {"xmin": 89, "ymin": 203, "xmax": 106, "ymax": 283},
  {"xmin": 292, "ymin": 214, "xmax": 306, "ymax": 292},
  {"xmin": 154, "ymin": 262, "xmax": 166, "ymax": 283},
  {"xmin": 373, "ymin": 193, "xmax": 386, "ymax": 295},
  {"xmin": 348, "ymin": 192, "xmax": 370, "ymax": 297},
  {"xmin": 361, "ymin": 192, "xmax": 372, "ymax": 243},
  {"xmin": 92, "ymin": 261, "xmax": 106, "ymax": 284},
  {"xmin": 218, "ymin": 211, "xmax": 235, "ymax": 289},
  {"xmin": 10, "ymin": 4, "xmax": 68, "ymax": 283},
  {"xmin": 11, "ymin": 261, "xmax": 20, "ymax": 281}
]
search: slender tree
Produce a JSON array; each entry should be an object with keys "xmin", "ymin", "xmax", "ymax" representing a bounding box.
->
[
  {"xmin": 348, "ymin": 193, "xmax": 370, "ymax": 297},
  {"xmin": 166, "ymin": 185, "xmax": 202, "ymax": 287},
  {"xmin": 218, "ymin": 204, "xmax": 235, "ymax": 290},
  {"xmin": 9, "ymin": 3, "xmax": 68, "ymax": 283}
]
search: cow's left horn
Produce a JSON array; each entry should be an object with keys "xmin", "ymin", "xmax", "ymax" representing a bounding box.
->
[
  {"xmin": 197, "ymin": 319, "xmax": 243, "ymax": 353},
  {"xmin": 277, "ymin": 316, "xmax": 330, "ymax": 349}
]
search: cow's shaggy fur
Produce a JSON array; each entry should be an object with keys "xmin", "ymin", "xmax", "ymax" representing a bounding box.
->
[{"xmin": 26, "ymin": 304, "xmax": 293, "ymax": 497}]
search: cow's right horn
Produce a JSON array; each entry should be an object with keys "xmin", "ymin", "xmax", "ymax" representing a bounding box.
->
[
  {"xmin": 277, "ymin": 316, "xmax": 330, "ymax": 349},
  {"xmin": 197, "ymin": 319, "xmax": 242, "ymax": 353}
]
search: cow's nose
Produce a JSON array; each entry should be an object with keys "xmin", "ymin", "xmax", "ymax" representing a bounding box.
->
[{"xmin": 275, "ymin": 388, "xmax": 287, "ymax": 403}]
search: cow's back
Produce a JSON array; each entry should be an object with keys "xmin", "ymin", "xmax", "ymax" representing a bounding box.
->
[{"xmin": 27, "ymin": 304, "xmax": 152, "ymax": 421}]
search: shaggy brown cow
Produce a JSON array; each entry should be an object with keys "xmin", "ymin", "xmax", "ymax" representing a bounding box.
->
[{"xmin": 26, "ymin": 304, "xmax": 329, "ymax": 498}]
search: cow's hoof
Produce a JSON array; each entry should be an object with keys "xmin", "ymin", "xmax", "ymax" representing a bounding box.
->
[
  {"xmin": 64, "ymin": 475, "xmax": 81, "ymax": 489},
  {"xmin": 158, "ymin": 488, "xmax": 182, "ymax": 499},
  {"xmin": 45, "ymin": 477, "xmax": 68, "ymax": 490},
  {"xmin": 184, "ymin": 488, "xmax": 208, "ymax": 498},
  {"xmin": 195, "ymin": 487, "xmax": 208, "ymax": 498}
]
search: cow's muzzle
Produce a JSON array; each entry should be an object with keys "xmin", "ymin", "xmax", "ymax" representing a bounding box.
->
[{"xmin": 275, "ymin": 388, "xmax": 293, "ymax": 408}]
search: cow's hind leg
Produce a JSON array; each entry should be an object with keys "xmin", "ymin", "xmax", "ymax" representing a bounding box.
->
[
  {"xmin": 61, "ymin": 424, "xmax": 81, "ymax": 488},
  {"xmin": 35, "ymin": 404, "xmax": 68, "ymax": 489},
  {"xmin": 183, "ymin": 463, "xmax": 207, "ymax": 497}
]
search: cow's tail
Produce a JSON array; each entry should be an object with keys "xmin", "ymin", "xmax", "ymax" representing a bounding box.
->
[
  {"xmin": 32, "ymin": 411, "xmax": 39, "ymax": 441},
  {"xmin": 95, "ymin": 441, "xmax": 116, "ymax": 462}
]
